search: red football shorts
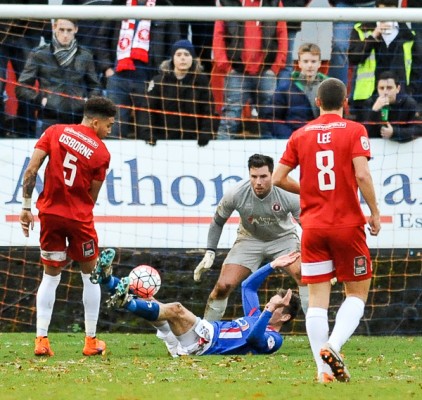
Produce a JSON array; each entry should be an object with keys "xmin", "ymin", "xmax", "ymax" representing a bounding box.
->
[
  {"xmin": 39, "ymin": 213, "xmax": 99, "ymax": 267},
  {"xmin": 300, "ymin": 225, "xmax": 372, "ymax": 284}
]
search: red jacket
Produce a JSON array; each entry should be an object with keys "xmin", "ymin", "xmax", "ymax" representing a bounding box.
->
[{"xmin": 213, "ymin": 0, "xmax": 287, "ymax": 76}]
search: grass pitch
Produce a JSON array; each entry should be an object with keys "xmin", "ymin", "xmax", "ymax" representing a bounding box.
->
[{"xmin": 0, "ymin": 333, "xmax": 420, "ymax": 400}]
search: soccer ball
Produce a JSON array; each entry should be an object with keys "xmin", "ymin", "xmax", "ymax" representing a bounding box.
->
[{"xmin": 128, "ymin": 265, "xmax": 161, "ymax": 298}]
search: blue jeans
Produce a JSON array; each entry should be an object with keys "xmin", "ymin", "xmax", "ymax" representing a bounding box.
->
[
  {"xmin": 328, "ymin": 1, "xmax": 375, "ymax": 85},
  {"xmin": 217, "ymin": 70, "xmax": 277, "ymax": 139},
  {"xmin": 106, "ymin": 67, "xmax": 150, "ymax": 139},
  {"xmin": 278, "ymin": 29, "xmax": 298, "ymax": 84}
]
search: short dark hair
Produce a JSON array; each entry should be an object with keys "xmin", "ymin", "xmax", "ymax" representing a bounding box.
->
[
  {"xmin": 54, "ymin": 18, "xmax": 78, "ymax": 27},
  {"xmin": 275, "ymin": 288, "xmax": 301, "ymax": 322},
  {"xmin": 248, "ymin": 154, "xmax": 274, "ymax": 173},
  {"xmin": 378, "ymin": 70, "xmax": 400, "ymax": 86},
  {"xmin": 84, "ymin": 96, "xmax": 117, "ymax": 119},
  {"xmin": 317, "ymin": 78, "xmax": 347, "ymax": 111}
]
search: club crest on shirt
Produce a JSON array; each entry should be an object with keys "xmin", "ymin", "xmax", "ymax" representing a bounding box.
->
[
  {"xmin": 272, "ymin": 202, "xmax": 281, "ymax": 212},
  {"xmin": 354, "ymin": 256, "xmax": 367, "ymax": 276},
  {"xmin": 82, "ymin": 240, "xmax": 95, "ymax": 258},
  {"xmin": 360, "ymin": 136, "xmax": 370, "ymax": 151}
]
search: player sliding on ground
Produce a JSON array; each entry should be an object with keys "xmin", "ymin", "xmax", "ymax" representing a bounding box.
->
[{"xmin": 91, "ymin": 249, "xmax": 301, "ymax": 356}]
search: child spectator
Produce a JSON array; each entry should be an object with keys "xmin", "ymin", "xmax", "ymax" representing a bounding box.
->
[{"xmin": 266, "ymin": 43, "xmax": 328, "ymax": 139}]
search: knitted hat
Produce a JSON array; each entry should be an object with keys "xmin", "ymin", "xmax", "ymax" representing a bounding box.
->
[{"xmin": 170, "ymin": 39, "xmax": 196, "ymax": 59}]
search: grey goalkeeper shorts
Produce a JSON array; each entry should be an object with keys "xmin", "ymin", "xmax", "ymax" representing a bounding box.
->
[{"xmin": 223, "ymin": 232, "xmax": 300, "ymax": 273}]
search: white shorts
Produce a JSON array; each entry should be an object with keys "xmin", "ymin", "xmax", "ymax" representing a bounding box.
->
[{"xmin": 180, "ymin": 318, "xmax": 215, "ymax": 356}]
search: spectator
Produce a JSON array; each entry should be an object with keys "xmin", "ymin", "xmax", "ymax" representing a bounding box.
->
[
  {"xmin": 172, "ymin": 0, "xmax": 215, "ymax": 74},
  {"xmin": 213, "ymin": 0, "xmax": 287, "ymax": 139},
  {"xmin": 267, "ymin": 43, "xmax": 328, "ymax": 139},
  {"xmin": 105, "ymin": 0, "xmax": 181, "ymax": 139},
  {"xmin": 16, "ymin": 19, "xmax": 101, "ymax": 136},
  {"xmin": 61, "ymin": 0, "xmax": 115, "ymax": 88},
  {"xmin": 400, "ymin": 0, "xmax": 422, "ymax": 110},
  {"xmin": 327, "ymin": 1, "xmax": 375, "ymax": 87},
  {"xmin": 364, "ymin": 70, "xmax": 421, "ymax": 142},
  {"xmin": 348, "ymin": 0, "xmax": 422, "ymax": 120},
  {"xmin": 0, "ymin": 0, "xmax": 48, "ymax": 137},
  {"xmin": 278, "ymin": 0, "xmax": 312, "ymax": 83},
  {"xmin": 140, "ymin": 39, "xmax": 215, "ymax": 146}
]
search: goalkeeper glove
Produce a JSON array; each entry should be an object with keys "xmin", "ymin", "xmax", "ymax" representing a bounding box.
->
[{"xmin": 193, "ymin": 250, "xmax": 215, "ymax": 282}]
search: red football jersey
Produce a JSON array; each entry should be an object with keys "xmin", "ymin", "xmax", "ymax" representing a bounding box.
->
[
  {"xmin": 35, "ymin": 124, "xmax": 110, "ymax": 222},
  {"xmin": 280, "ymin": 114, "xmax": 371, "ymax": 229}
]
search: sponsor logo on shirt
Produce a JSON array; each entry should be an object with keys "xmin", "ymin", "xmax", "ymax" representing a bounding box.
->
[
  {"xmin": 235, "ymin": 318, "xmax": 250, "ymax": 331},
  {"xmin": 305, "ymin": 122, "xmax": 347, "ymax": 131},
  {"xmin": 64, "ymin": 127, "xmax": 99, "ymax": 148},
  {"xmin": 247, "ymin": 215, "xmax": 279, "ymax": 226}
]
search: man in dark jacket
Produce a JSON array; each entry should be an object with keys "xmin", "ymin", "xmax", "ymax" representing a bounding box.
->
[
  {"xmin": 16, "ymin": 19, "xmax": 101, "ymax": 136},
  {"xmin": 363, "ymin": 70, "xmax": 421, "ymax": 142},
  {"xmin": 0, "ymin": 0, "xmax": 48, "ymax": 137}
]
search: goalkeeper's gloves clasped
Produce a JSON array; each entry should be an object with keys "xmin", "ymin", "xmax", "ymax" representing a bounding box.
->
[{"xmin": 193, "ymin": 250, "xmax": 215, "ymax": 282}]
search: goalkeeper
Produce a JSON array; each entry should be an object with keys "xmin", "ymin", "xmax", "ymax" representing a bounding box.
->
[
  {"xmin": 95, "ymin": 250, "xmax": 300, "ymax": 356},
  {"xmin": 194, "ymin": 153, "xmax": 308, "ymax": 321}
]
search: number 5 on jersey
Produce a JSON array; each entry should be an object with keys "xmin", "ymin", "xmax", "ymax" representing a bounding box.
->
[{"xmin": 63, "ymin": 152, "xmax": 78, "ymax": 187}]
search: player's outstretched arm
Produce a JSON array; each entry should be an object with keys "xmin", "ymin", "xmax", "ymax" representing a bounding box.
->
[{"xmin": 270, "ymin": 252, "xmax": 300, "ymax": 270}]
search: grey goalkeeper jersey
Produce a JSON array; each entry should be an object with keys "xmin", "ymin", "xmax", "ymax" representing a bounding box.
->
[{"xmin": 210, "ymin": 180, "xmax": 301, "ymax": 245}]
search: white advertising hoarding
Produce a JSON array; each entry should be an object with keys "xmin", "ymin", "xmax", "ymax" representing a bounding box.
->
[{"xmin": 1, "ymin": 138, "xmax": 421, "ymax": 249}]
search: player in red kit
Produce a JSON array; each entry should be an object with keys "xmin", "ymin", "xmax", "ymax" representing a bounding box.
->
[
  {"xmin": 19, "ymin": 96, "xmax": 117, "ymax": 357},
  {"xmin": 272, "ymin": 78, "xmax": 381, "ymax": 383}
]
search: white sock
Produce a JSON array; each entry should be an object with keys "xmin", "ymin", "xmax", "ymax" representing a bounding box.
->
[
  {"xmin": 36, "ymin": 272, "xmax": 61, "ymax": 337},
  {"xmin": 306, "ymin": 307, "xmax": 331, "ymax": 375},
  {"xmin": 298, "ymin": 285, "xmax": 309, "ymax": 316},
  {"xmin": 81, "ymin": 272, "xmax": 101, "ymax": 338},
  {"xmin": 203, "ymin": 298, "xmax": 228, "ymax": 321},
  {"xmin": 175, "ymin": 317, "xmax": 200, "ymax": 347},
  {"xmin": 153, "ymin": 321, "xmax": 172, "ymax": 338},
  {"xmin": 328, "ymin": 296, "xmax": 365, "ymax": 352}
]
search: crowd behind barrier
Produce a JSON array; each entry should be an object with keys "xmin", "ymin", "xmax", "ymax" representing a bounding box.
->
[{"xmin": 1, "ymin": 0, "xmax": 422, "ymax": 142}]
